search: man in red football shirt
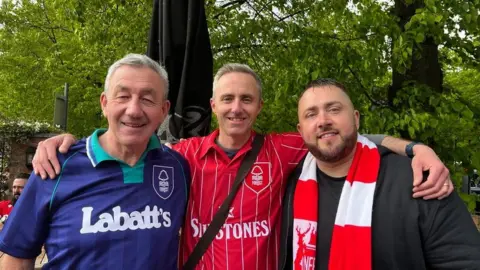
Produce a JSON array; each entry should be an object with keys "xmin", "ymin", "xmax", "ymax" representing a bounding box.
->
[
  {"xmin": 30, "ymin": 64, "xmax": 452, "ymax": 269},
  {"xmin": 0, "ymin": 173, "xmax": 29, "ymax": 226}
]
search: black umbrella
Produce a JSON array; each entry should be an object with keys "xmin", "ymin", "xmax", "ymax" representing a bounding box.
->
[{"xmin": 147, "ymin": 0, "xmax": 213, "ymax": 142}]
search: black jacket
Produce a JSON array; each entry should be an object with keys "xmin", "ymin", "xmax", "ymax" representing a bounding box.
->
[{"xmin": 279, "ymin": 146, "xmax": 480, "ymax": 270}]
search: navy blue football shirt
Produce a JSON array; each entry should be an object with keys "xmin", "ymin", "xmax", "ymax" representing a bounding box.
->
[{"xmin": 0, "ymin": 129, "xmax": 190, "ymax": 269}]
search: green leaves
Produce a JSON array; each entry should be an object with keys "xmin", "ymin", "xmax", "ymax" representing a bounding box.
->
[
  {"xmin": 415, "ymin": 32, "xmax": 425, "ymax": 43},
  {"xmin": 0, "ymin": 0, "xmax": 478, "ymax": 206},
  {"xmin": 0, "ymin": 0, "xmax": 152, "ymax": 137}
]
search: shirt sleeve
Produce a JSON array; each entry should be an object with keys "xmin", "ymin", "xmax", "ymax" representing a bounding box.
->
[
  {"xmin": 0, "ymin": 201, "xmax": 6, "ymax": 217},
  {"xmin": 421, "ymin": 191, "xmax": 480, "ymax": 269},
  {"xmin": 276, "ymin": 132, "xmax": 308, "ymax": 164},
  {"xmin": 171, "ymin": 138, "xmax": 194, "ymax": 158},
  {"xmin": 362, "ymin": 134, "xmax": 386, "ymax": 145},
  {"xmin": 0, "ymin": 173, "xmax": 51, "ymax": 259}
]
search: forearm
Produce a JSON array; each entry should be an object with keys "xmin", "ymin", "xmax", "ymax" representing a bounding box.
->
[
  {"xmin": 363, "ymin": 134, "xmax": 386, "ymax": 145},
  {"xmin": 363, "ymin": 134, "xmax": 410, "ymax": 156},
  {"xmin": 0, "ymin": 254, "xmax": 34, "ymax": 270},
  {"xmin": 380, "ymin": 136, "xmax": 410, "ymax": 156}
]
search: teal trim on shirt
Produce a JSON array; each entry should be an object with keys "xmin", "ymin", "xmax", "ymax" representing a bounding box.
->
[{"xmin": 89, "ymin": 128, "xmax": 161, "ymax": 184}]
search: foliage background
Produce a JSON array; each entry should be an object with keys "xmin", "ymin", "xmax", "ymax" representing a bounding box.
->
[{"xmin": 0, "ymin": 0, "xmax": 479, "ymax": 209}]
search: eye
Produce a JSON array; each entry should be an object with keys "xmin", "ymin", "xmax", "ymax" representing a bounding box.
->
[
  {"xmin": 116, "ymin": 95, "xmax": 130, "ymax": 101},
  {"xmin": 222, "ymin": 96, "xmax": 233, "ymax": 102},
  {"xmin": 243, "ymin": 97, "xmax": 252, "ymax": 103},
  {"xmin": 141, "ymin": 98, "xmax": 156, "ymax": 106},
  {"xmin": 305, "ymin": 112, "xmax": 316, "ymax": 118},
  {"xmin": 329, "ymin": 107, "xmax": 341, "ymax": 113}
]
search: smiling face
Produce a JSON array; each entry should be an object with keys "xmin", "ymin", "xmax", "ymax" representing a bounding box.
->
[
  {"xmin": 297, "ymin": 85, "xmax": 359, "ymax": 163},
  {"xmin": 210, "ymin": 72, "xmax": 263, "ymax": 143},
  {"xmin": 11, "ymin": 178, "xmax": 26, "ymax": 203},
  {"xmin": 101, "ymin": 65, "xmax": 170, "ymax": 148}
]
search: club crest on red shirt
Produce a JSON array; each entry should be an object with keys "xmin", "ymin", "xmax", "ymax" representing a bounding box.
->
[{"xmin": 244, "ymin": 162, "xmax": 272, "ymax": 194}]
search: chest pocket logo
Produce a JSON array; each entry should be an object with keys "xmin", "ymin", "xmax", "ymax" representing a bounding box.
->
[
  {"xmin": 244, "ymin": 162, "xmax": 272, "ymax": 194},
  {"xmin": 153, "ymin": 165, "xmax": 175, "ymax": 200}
]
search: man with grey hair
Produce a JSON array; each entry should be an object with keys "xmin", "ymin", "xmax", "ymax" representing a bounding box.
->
[
  {"xmin": 31, "ymin": 62, "xmax": 452, "ymax": 270},
  {"xmin": 0, "ymin": 54, "xmax": 190, "ymax": 270}
]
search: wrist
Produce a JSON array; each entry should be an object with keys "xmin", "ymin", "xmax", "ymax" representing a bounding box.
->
[
  {"xmin": 406, "ymin": 141, "xmax": 424, "ymax": 158},
  {"xmin": 411, "ymin": 143, "xmax": 427, "ymax": 157}
]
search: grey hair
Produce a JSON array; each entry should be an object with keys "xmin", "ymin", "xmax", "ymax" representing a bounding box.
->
[
  {"xmin": 212, "ymin": 63, "xmax": 262, "ymax": 99},
  {"xmin": 104, "ymin": 53, "xmax": 169, "ymax": 99}
]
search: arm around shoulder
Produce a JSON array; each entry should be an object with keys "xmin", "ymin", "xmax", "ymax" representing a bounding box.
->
[
  {"xmin": 421, "ymin": 191, "xmax": 480, "ymax": 269},
  {"xmin": 362, "ymin": 134, "xmax": 386, "ymax": 145}
]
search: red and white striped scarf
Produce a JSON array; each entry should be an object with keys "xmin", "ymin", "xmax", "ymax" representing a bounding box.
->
[{"xmin": 292, "ymin": 135, "xmax": 380, "ymax": 270}]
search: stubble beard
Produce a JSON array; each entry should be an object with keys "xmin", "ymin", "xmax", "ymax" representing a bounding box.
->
[
  {"xmin": 11, "ymin": 193, "xmax": 20, "ymax": 206},
  {"xmin": 306, "ymin": 128, "xmax": 357, "ymax": 163}
]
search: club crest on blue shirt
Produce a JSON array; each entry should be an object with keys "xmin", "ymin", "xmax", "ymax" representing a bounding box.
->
[{"xmin": 152, "ymin": 165, "xmax": 175, "ymax": 199}]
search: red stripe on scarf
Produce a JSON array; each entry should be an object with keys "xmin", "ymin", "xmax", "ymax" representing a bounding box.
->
[
  {"xmin": 293, "ymin": 179, "xmax": 318, "ymax": 220},
  {"xmin": 329, "ymin": 225, "xmax": 371, "ymax": 270},
  {"xmin": 345, "ymin": 142, "xmax": 379, "ymax": 184},
  {"xmin": 292, "ymin": 135, "xmax": 380, "ymax": 270}
]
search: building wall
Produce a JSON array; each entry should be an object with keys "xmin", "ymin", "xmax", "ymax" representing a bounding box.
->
[{"xmin": 4, "ymin": 134, "xmax": 57, "ymax": 198}]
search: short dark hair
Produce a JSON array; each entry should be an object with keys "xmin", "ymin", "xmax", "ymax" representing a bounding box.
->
[
  {"xmin": 14, "ymin": 173, "xmax": 30, "ymax": 180},
  {"xmin": 299, "ymin": 78, "xmax": 348, "ymax": 101}
]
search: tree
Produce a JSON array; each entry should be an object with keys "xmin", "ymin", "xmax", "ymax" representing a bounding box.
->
[
  {"xmin": 204, "ymin": 0, "xmax": 480, "ymax": 191},
  {"xmin": 0, "ymin": 0, "xmax": 479, "ymax": 193},
  {"xmin": 0, "ymin": 0, "xmax": 154, "ymax": 137}
]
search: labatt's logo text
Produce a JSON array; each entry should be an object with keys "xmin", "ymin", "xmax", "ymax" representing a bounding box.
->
[
  {"xmin": 80, "ymin": 205, "xmax": 171, "ymax": 234},
  {"xmin": 191, "ymin": 219, "xmax": 270, "ymax": 240}
]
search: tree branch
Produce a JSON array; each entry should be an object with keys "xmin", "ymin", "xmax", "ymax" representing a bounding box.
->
[
  {"xmin": 213, "ymin": 0, "xmax": 247, "ymax": 19},
  {"xmin": 347, "ymin": 65, "xmax": 391, "ymax": 108},
  {"xmin": 246, "ymin": 0, "xmax": 265, "ymax": 20},
  {"xmin": 278, "ymin": 8, "xmax": 311, "ymax": 22},
  {"xmin": 213, "ymin": 44, "xmax": 264, "ymax": 54}
]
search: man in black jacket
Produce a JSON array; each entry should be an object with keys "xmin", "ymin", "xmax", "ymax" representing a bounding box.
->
[{"xmin": 280, "ymin": 78, "xmax": 480, "ymax": 270}]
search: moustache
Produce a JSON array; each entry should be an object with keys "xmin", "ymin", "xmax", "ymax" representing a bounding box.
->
[{"xmin": 316, "ymin": 127, "xmax": 339, "ymax": 137}]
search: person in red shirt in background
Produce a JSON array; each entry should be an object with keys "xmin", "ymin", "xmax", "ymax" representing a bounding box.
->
[{"xmin": 0, "ymin": 173, "xmax": 29, "ymax": 226}]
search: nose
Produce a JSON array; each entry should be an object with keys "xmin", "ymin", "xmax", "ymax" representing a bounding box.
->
[
  {"xmin": 230, "ymin": 99, "xmax": 242, "ymax": 114},
  {"xmin": 125, "ymin": 98, "xmax": 143, "ymax": 118},
  {"xmin": 316, "ymin": 111, "xmax": 332, "ymax": 129}
]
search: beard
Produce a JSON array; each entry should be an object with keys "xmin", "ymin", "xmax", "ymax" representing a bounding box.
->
[
  {"xmin": 305, "ymin": 126, "xmax": 358, "ymax": 163},
  {"xmin": 11, "ymin": 193, "xmax": 20, "ymax": 206}
]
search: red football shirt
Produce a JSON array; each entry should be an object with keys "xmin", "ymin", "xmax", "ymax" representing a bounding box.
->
[
  {"xmin": 0, "ymin": 200, "xmax": 13, "ymax": 219},
  {"xmin": 175, "ymin": 130, "xmax": 307, "ymax": 270}
]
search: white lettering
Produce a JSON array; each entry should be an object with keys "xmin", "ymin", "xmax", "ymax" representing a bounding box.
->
[
  {"xmin": 162, "ymin": 211, "xmax": 171, "ymax": 227},
  {"xmin": 98, "ymin": 213, "xmax": 114, "ymax": 232},
  {"xmin": 191, "ymin": 218, "xmax": 200, "ymax": 237},
  {"xmin": 130, "ymin": 211, "xmax": 145, "ymax": 230},
  {"xmin": 80, "ymin": 205, "xmax": 171, "ymax": 234},
  {"xmin": 244, "ymin": 222, "xmax": 252, "ymax": 238},
  {"xmin": 224, "ymin": 223, "xmax": 233, "ymax": 239},
  {"xmin": 113, "ymin": 206, "xmax": 129, "ymax": 231},
  {"xmin": 260, "ymin": 220, "xmax": 269, "ymax": 236},
  {"xmin": 190, "ymin": 219, "xmax": 271, "ymax": 240},
  {"xmin": 216, "ymin": 227, "xmax": 224, "ymax": 240},
  {"xmin": 301, "ymin": 256, "xmax": 315, "ymax": 270},
  {"xmin": 80, "ymin": 207, "xmax": 95, "ymax": 234}
]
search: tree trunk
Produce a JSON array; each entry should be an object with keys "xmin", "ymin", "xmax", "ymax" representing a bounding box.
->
[
  {"xmin": 389, "ymin": 0, "xmax": 444, "ymax": 105},
  {"xmin": 389, "ymin": 0, "xmax": 444, "ymax": 140}
]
